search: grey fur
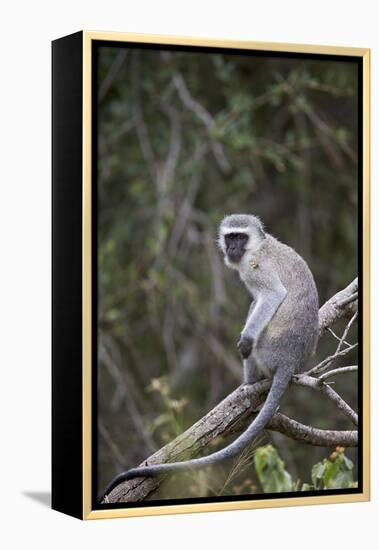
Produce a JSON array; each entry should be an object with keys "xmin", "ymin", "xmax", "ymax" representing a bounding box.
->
[{"xmin": 100, "ymin": 214, "xmax": 319, "ymax": 499}]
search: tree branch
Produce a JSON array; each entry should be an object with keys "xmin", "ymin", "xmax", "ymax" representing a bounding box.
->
[
  {"xmin": 104, "ymin": 278, "xmax": 359, "ymax": 503},
  {"xmin": 318, "ymin": 366, "xmax": 358, "ymax": 381},
  {"xmin": 293, "ymin": 374, "xmax": 358, "ymax": 426},
  {"xmin": 318, "ymin": 277, "xmax": 358, "ymax": 335},
  {"xmin": 104, "ymin": 381, "xmax": 270, "ymax": 503},
  {"xmin": 306, "ymin": 343, "xmax": 358, "ymax": 376},
  {"xmin": 266, "ymin": 413, "xmax": 357, "ymax": 447},
  {"xmin": 173, "ymin": 73, "xmax": 230, "ymax": 173}
]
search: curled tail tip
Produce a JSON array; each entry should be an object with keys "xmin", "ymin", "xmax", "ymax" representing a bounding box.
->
[{"xmin": 100, "ymin": 469, "xmax": 144, "ymax": 501}]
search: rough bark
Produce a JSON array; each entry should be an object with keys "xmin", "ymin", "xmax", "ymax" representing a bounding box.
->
[
  {"xmin": 267, "ymin": 413, "xmax": 357, "ymax": 447},
  {"xmin": 318, "ymin": 277, "xmax": 358, "ymax": 335}
]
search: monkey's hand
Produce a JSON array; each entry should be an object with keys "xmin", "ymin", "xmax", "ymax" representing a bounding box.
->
[{"xmin": 237, "ymin": 334, "xmax": 254, "ymax": 359}]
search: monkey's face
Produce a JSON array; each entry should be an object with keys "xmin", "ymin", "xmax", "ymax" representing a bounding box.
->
[
  {"xmin": 224, "ymin": 232, "xmax": 249, "ymax": 263},
  {"xmin": 218, "ymin": 215, "xmax": 266, "ymax": 269}
]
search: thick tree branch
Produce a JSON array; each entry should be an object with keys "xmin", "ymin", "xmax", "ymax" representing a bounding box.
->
[
  {"xmin": 267, "ymin": 413, "xmax": 357, "ymax": 447},
  {"xmin": 105, "ymin": 279, "xmax": 358, "ymax": 503},
  {"xmin": 318, "ymin": 277, "xmax": 358, "ymax": 335},
  {"xmin": 105, "ymin": 381, "xmax": 270, "ymax": 503}
]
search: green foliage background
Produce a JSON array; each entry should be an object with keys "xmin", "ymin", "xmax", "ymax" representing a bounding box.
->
[{"xmin": 97, "ymin": 45, "xmax": 359, "ymax": 499}]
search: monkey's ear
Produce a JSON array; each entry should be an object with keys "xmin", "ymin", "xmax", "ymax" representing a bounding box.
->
[
  {"xmin": 251, "ymin": 215, "xmax": 265, "ymax": 237},
  {"xmin": 258, "ymin": 225, "xmax": 265, "ymax": 238}
]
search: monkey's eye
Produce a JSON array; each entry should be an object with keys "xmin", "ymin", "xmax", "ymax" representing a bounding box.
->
[{"xmin": 228, "ymin": 233, "xmax": 246, "ymax": 240}]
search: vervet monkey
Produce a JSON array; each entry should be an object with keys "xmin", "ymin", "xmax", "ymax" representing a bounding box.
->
[{"xmin": 101, "ymin": 214, "xmax": 319, "ymax": 500}]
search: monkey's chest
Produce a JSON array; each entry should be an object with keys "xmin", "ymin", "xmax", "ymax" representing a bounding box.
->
[{"xmin": 240, "ymin": 264, "xmax": 264, "ymax": 297}]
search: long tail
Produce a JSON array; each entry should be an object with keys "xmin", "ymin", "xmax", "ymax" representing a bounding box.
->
[{"xmin": 100, "ymin": 370, "xmax": 291, "ymax": 501}]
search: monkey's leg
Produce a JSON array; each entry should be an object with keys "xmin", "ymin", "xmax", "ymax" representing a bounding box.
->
[
  {"xmin": 243, "ymin": 356, "xmax": 265, "ymax": 385},
  {"xmin": 243, "ymin": 356, "xmax": 267, "ymax": 412}
]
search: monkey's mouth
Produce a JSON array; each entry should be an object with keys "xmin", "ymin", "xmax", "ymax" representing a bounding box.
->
[{"xmin": 227, "ymin": 249, "xmax": 244, "ymax": 263}]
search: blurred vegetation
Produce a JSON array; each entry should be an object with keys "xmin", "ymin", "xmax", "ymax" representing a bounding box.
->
[
  {"xmin": 97, "ymin": 45, "xmax": 359, "ymax": 499},
  {"xmin": 254, "ymin": 445, "xmax": 356, "ymax": 493}
]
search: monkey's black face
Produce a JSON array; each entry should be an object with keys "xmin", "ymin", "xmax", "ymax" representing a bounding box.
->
[{"xmin": 224, "ymin": 232, "xmax": 249, "ymax": 263}]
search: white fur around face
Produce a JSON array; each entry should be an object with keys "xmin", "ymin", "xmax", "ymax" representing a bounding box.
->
[
  {"xmin": 219, "ymin": 226, "xmax": 251, "ymax": 235},
  {"xmin": 224, "ymin": 254, "xmax": 240, "ymax": 270},
  {"xmin": 243, "ymin": 230, "xmax": 264, "ymax": 255},
  {"xmin": 218, "ymin": 214, "xmax": 266, "ymax": 270}
]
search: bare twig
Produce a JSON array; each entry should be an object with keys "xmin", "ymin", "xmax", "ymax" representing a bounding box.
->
[
  {"xmin": 327, "ymin": 327, "xmax": 353, "ymax": 348},
  {"xmin": 173, "ymin": 73, "xmax": 214, "ymax": 128},
  {"xmin": 293, "ymin": 375, "xmax": 358, "ymax": 426},
  {"xmin": 306, "ymin": 343, "xmax": 358, "ymax": 376},
  {"xmin": 173, "ymin": 73, "xmax": 230, "ymax": 172},
  {"xmin": 336, "ymin": 311, "xmax": 358, "ymax": 354},
  {"xmin": 305, "ymin": 107, "xmax": 358, "ymax": 164},
  {"xmin": 318, "ymin": 366, "xmax": 358, "ymax": 381}
]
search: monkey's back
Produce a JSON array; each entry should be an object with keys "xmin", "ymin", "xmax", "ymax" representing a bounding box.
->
[{"xmin": 250, "ymin": 235, "xmax": 319, "ymax": 374}]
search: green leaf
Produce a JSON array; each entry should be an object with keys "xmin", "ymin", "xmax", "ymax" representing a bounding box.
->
[
  {"xmin": 254, "ymin": 445, "xmax": 293, "ymax": 493},
  {"xmin": 311, "ymin": 461, "xmax": 326, "ymax": 488},
  {"xmin": 309, "ymin": 451, "xmax": 356, "ymax": 490}
]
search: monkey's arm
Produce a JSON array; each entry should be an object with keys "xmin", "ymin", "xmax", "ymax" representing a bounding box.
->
[{"xmin": 238, "ymin": 279, "xmax": 287, "ymax": 359}]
